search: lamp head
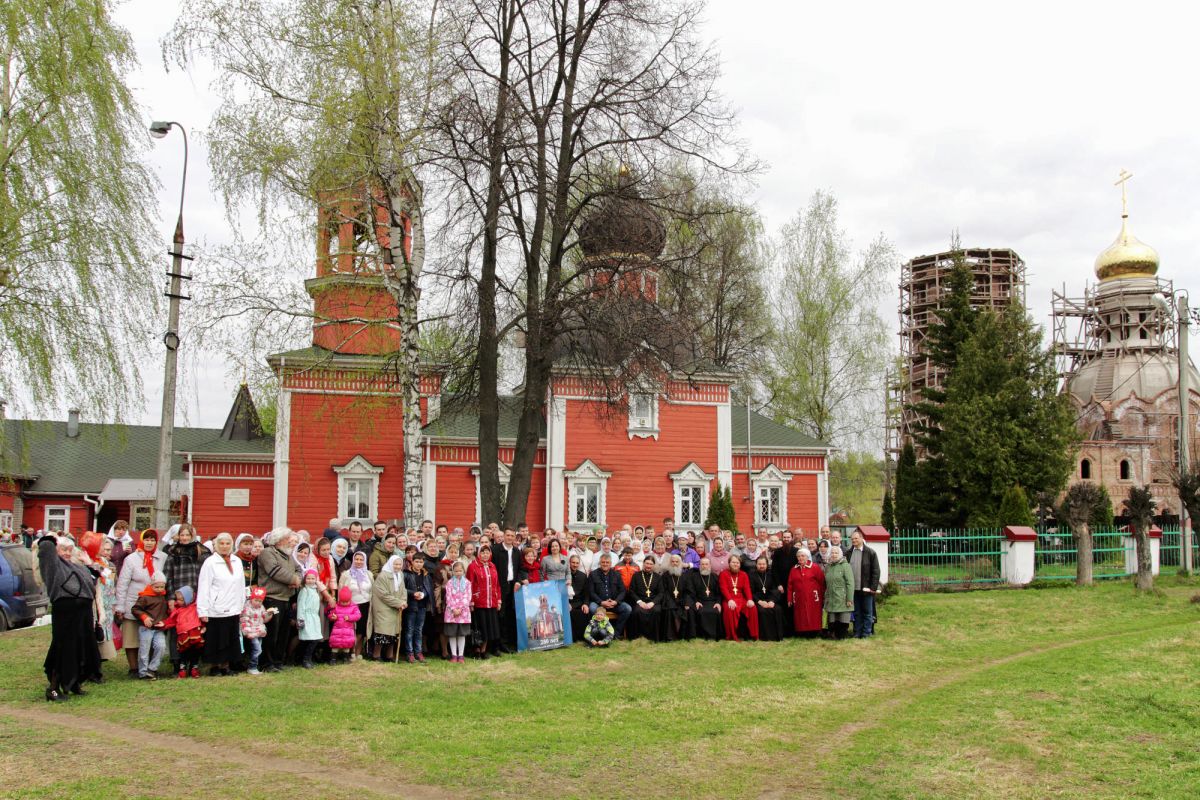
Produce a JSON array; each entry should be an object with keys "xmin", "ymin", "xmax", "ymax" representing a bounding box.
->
[{"xmin": 149, "ymin": 120, "xmax": 173, "ymax": 139}]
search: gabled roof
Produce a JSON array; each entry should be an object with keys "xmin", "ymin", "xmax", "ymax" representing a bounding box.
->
[
  {"xmin": 0, "ymin": 418, "xmax": 274, "ymax": 495},
  {"xmin": 730, "ymin": 406, "xmax": 829, "ymax": 450}
]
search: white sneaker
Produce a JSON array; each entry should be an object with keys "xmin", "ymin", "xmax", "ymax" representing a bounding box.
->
[{"xmin": 247, "ymin": 667, "xmax": 261, "ymax": 675}]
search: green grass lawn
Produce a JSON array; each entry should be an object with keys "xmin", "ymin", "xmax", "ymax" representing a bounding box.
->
[{"xmin": 1, "ymin": 578, "xmax": 1197, "ymax": 800}]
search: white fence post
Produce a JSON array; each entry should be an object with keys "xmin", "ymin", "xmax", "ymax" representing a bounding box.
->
[
  {"xmin": 1123, "ymin": 526, "xmax": 1162, "ymax": 576},
  {"xmin": 856, "ymin": 525, "xmax": 890, "ymax": 586},
  {"xmin": 1000, "ymin": 526, "xmax": 1037, "ymax": 586}
]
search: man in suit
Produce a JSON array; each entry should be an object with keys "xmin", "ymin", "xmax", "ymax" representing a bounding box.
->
[
  {"xmin": 493, "ymin": 528, "xmax": 521, "ymax": 652},
  {"xmin": 847, "ymin": 531, "xmax": 881, "ymax": 638},
  {"xmin": 585, "ymin": 553, "xmax": 630, "ymax": 638}
]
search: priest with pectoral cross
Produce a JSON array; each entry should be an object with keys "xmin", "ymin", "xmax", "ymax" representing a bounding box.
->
[
  {"xmin": 630, "ymin": 554, "xmax": 665, "ymax": 642},
  {"xmin": 684, "ymin": 556, "xmax": 723, "ymax": 640}
]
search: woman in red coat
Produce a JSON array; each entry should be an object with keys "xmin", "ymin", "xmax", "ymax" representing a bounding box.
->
[
  {"xmin": 718, "ymin": 556, "xmax": 758, "ymax": 641},
  {"xmin": 466, "ymin": 546, "xmax": 502, "ymax": 659},
  {"xmin": 787, "ymin": 547, "xmax": 825, "ymax": 638}
]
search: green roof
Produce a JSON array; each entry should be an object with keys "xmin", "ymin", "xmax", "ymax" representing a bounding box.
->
[
  {"xmin": 731, "ymin": 406, "xmax": 828, "ymax": 450},
  {"xmin": 0, "ymin": 419, "xmax": 274, "ymax": 494},
  {"xmin": 422, "ymin": 396, "xmax": 545, "ymax": 441}
]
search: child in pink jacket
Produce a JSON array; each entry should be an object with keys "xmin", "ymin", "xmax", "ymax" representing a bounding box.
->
[{"xmin": 327, "ymin": 585, "xmax": 361, "ymax": 664}]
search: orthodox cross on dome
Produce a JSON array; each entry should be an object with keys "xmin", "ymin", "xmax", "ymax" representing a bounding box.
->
[{"xmin": 1114, "ymin": 168, "xmax": 1133, "ymax": 218}]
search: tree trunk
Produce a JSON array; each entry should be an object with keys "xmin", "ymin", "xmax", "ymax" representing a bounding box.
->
[
  {"xmin": 504, "ymin": 353, "xmax": 551, "ymax": 529},
  {"xmin": 1074, "ymin": 522, "xmax": 1093, "ymax": 587},
  {"xmin": 476, "ymin": 1, "xmax": 516, "ymax": 528},
  {"xmin": 1134, "ymin": 530, "xmax": 1154, "ymax": 591}
]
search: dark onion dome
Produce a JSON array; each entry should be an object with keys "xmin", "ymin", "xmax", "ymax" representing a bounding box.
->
[{"xmin": 577, "ymin": 168, "xmax": 666, "ymax": 260}]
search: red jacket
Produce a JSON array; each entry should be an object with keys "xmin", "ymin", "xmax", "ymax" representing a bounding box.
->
[{"xmin": 467, "ymin": 559, "xmax": 500, "ymax": 608}]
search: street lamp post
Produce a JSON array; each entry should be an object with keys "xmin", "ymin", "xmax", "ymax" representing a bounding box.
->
[{"xmin": 149, "ymin": 121, "xmax": 191, "ymax": 532}]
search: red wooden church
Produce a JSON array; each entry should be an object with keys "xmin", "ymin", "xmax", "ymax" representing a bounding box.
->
[{"xmin": 1, "ymin": 182, "xmax": 830, "ymax": 538}]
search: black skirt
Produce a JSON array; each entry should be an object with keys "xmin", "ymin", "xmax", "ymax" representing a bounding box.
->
[
  {"xmin": 356, "ymin": 602, "xmax": 370, "ymax": 636},
  {"xmin": 472, "ymin": 607, "xmax": 501, "ymax": 642},
  {"xmin": 203, "ymin": 615, "xmax": 242, "ymax": 663},
  {"xmin": 44, "ymin": 598, "xmax": 100, "ymax": 690}
]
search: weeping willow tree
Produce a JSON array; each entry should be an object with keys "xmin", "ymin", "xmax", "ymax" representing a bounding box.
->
[
  {"xmin": 165, "ymin": 0, "xmax": 437, "ymax": 525},
  {"xmin": 0, "ymin": 0, "xmax": 158, "ymax": 420}
]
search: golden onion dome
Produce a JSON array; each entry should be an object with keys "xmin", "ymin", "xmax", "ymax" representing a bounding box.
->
[{"xmin": 1095, "ymin": 171, "xmax": 1158, "ymax": 281}]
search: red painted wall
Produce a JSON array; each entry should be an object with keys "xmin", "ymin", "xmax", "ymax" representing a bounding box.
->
[
  {"xmin": 432, "ymin": 464, "xmax": 548, "ymax": 531},
  {"xmin": 286, "ymin": 392, "xmax": 407, "ymax": 533},
  {"xmin": 21, "ymin": 495, "xmax": 91, "ymax": 535},
  {"xmin": 563, "ymin": 400, "xmax": 718, "ymax": 527},
  {"xmin": 190, "ymin": 461, "xmax": 275, "ymax": 537},
  {"xmin": 731, "ymin": 471, "xmax": 820, "ymax": 536}
]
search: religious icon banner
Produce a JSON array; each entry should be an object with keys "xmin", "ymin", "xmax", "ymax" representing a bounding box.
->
[{"xmin": 515, "ymin": 579, "xmax": 573, "ymax": 652}]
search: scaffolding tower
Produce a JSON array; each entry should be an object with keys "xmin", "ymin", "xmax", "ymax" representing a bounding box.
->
[{"xmin": 889, "ymin": 248, "xmax": 1026, "ymax": 457}]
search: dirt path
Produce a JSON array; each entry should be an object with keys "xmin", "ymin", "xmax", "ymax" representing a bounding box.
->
[
  {"xmin": 757, "ymin": 617, "xmax": 1197, "ymax": 799},
  {"xmin": 0, "ymin": 703, "xmax": 458, "ymax": 800}
]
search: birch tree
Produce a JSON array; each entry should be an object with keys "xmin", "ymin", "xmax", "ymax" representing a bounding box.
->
[
  {"xmin": 0, "ymin": 0, "xmax": 157, "ymax": 419},
  {"xmin": 767, "ymin": 190, "xmax": 894, "ymax": 451},
  {"xmin": 166, "ymin": 0, "xmax": 436, "ymax": 525}
]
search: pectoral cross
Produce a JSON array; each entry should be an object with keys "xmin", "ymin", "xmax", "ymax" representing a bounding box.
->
[{"xmin": 1115, "ymin": 169, "xmax": 1133, "ymax": 218}]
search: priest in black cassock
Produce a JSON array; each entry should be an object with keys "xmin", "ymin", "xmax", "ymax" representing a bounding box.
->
[
  {"xmin": 684, "ymin": 557, "xmax": 723, "ymax": 640},
  {"xmin": 750, "ymin": 555, "xmax": 785, "ymax": 641},
  {"xmin": 567, "ymin": 554, "xmax": 590, "ymax": 643},
  {"xmin": 628, "ymin": 555, "xmax": 665, "ymax": 642},
  {"xmin": 660, "ymin": 553, "xmax": 690, "ymax": 641}
]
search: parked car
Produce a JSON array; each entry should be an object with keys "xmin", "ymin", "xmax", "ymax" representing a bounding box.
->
[{"xmin": 0, "ymin": 544, "xmax": 49, "ymax": 631}]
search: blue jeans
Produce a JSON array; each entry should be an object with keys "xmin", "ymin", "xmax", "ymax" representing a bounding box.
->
[
  {"xmin": 245, "ymin": 637, "xmax": 263, "ymax": 670},
  {"xmin": 137, "ymin": 627, "xmax": 166, "ymax": 676},
  {"xmin": 403, "ymin": 606, "xmax": 427, "ymax": 655},
  {"xmin": 853, "ymin": 591, "xmax": 876, "ymax": 637}
]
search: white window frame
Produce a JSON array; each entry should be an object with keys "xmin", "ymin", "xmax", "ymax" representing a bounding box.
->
[
  {"xmin": 627, "ymin": 391, "xmax": 659, "ymax": 439},
  {"xmin": 564, "ymin": 459, "xmax": 611, "ymax": 532},
  {"xmin": 334, "ymin": 455, "xmax": 383, "ymax": 526},
  {"xmin": 670, "ymin": 462, "xmax": 715, "ymax": 531},
  {"xmin": 750, "ymin": 463, "xmax": 792, "ymax": 532},
  {"xmin": 45, "ymin": 505, "xmax": 71, "ymax": 533},
  {"xmin": 130, "ymin": 503, "xmax": 154, "ymax": 532},
  {"xmin": 471, "ymin": 462, "xmax": 511, "ymax": 526}
]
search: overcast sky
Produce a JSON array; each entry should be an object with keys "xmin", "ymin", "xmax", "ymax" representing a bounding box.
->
[{"xmin": 113, "ymin": 0, "xmax": 1199, "ymax": 430}]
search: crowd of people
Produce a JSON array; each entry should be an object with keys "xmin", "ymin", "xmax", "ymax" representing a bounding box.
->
[{"xmin": 30, "ymin": 517, "xmax": 881, "ymax": 700}]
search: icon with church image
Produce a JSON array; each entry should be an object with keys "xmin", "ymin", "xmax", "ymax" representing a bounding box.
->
[{"xmin": 516, "ymin": 580, "xmax": 572, "ymax": 652}]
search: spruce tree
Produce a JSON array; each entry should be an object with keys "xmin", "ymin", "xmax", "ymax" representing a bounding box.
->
[
  {"xmin": 940, "ymin": 305, "xmax": 1079, "ymax": 525},
  {"xmin": 704, "ymin": 485, "xmax": 739, "ymax": 534},
  {"xmin": 881, "ymin": 489, "xmax": 895, "ymax": 532},
  {"xmin": 894, "ymin": 441, "xmax": 920, "ymax": 529}
]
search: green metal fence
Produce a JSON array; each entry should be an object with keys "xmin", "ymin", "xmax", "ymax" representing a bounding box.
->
[
  {"xmin": 889, "ymin": 529, "xmax": 1003, "ymax": 589},
  {"xmin": 1033, "ymin": 529, "xmax": 1130, "ymax": 581},
  {"xmin": 1159, "ymin": 527, "xmax": 1183, "ymax": 569}
]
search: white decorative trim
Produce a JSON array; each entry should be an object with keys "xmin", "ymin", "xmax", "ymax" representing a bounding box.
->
[
  {"xmin": 471, "ymin": 462, "xmax": 510, "ymax": 527},
  {"xmin": 335, "ymin": 455, "xmax": 383, "ymax": 525},
  {"xmin": 565, "ymin": 459, "xmax": 611, "ymax": 532},
  {"xmin": 627, "ymin": 391, "xmax": 659, "ymax": 439},
  {"xmin": 548, "ymin": 395, "xmax": 567, "ymax": 530},
  {"xmin": 751, "ymin": 463, "xmax": 791, "ymax": 532},
  {"xmin": 670, "ymin": 462, "xmax": 715, "ymax": 530},
  {"xmin": 716, "ymin": 401, "xmax": 732, "ymax": 489},
  {"xmin": 272, "ymin": 387, "xmax": 292, "ymax": 528},
  {"xmin": 423, "ymin": 441, "xmax": 437, "ymax": 526},
  {"xmin": 44, "ymin": 505, "xmax": 71, "ymax": 533}
]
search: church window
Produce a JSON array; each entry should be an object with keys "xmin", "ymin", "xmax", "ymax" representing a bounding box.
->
[
  {"xmin": 750, "ymin": 464, "xmax": 791, "ymax": 530},
  {"xmin": 334, "ymin": 455, "xmax": 383, "ymax": 525},
  {"xmin": 670, "ymin": 462, "xmax": 715, "ymax": 530},
  {"xmin": 1119, "ymin": 459, "xmax": 1132, "ymax": 481},
  {"xmin": 564, "ymin": 459, "xmax": 611, "ymax": 532},
  {"xmin": 1080, "ymin": 459, "xmax": 1092, "ymax": 480},
  {"xmin": 628, "ymin": 392, "xmax": 658, "ymax": 438}
]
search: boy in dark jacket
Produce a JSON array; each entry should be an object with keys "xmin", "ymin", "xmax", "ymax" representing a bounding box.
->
[{"xmin": 131, "ymin": 576, "xmax": 170, "ymax": 679}]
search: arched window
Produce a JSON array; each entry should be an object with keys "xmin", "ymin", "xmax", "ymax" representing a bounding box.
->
[
  {"xmin": 1080, "ymin": 459, "xmax": 1092, "ymax": 480},
  {"xmin": 1119, "ymin": 459, "xmax": 1132, "ymax": 481}
]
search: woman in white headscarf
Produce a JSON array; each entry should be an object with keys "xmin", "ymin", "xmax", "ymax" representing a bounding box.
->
[{"xmin": 368, "ymin": 555, "xmax": 408, "ymax": 662}]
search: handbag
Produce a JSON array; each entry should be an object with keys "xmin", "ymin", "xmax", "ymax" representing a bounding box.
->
[{"xmin": 94, "ymin": 623, "xmax": 105, "ymax": 642}]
